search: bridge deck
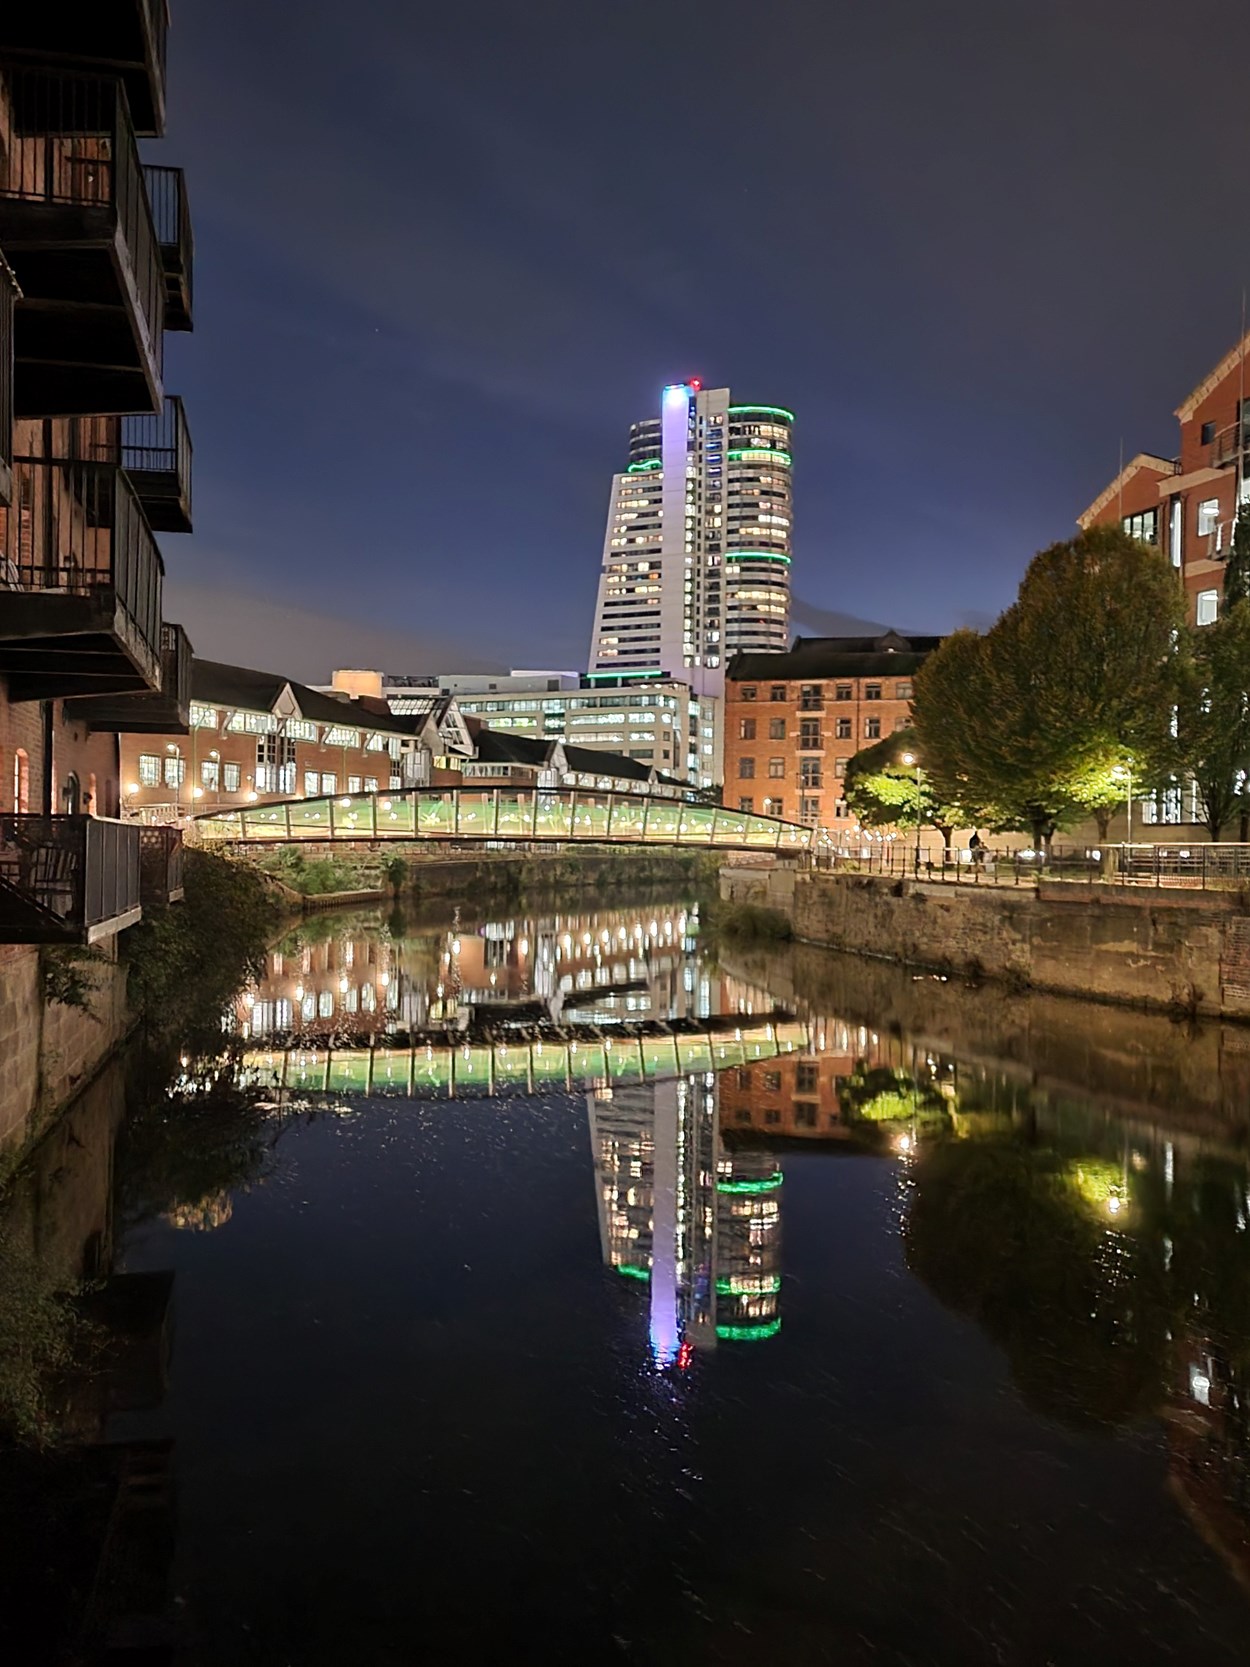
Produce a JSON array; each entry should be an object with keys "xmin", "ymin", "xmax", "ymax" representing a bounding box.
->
[
  {"xmin": 238, "ymin": 1019, "xmax": 809, "ymax": 1100},
  {"xmin": 194, "ymin": 787, "xmax": 813, "ymax": 852}
]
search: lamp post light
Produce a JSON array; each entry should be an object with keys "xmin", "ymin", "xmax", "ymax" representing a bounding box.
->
[
  {"xmin": 1113, "ymin": 762, "xmax": 1134, "ymax": 852},
  {"xmin": 901, "ymin": 751, "xmax": 922, "ymax": 874}
]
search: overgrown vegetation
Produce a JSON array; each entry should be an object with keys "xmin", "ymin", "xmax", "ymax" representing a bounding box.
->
[
  {"xmin": 40, "ymin": 944, "xmax": 109, "ymax": 1016},
  {"xmin": 0, "ymin": 1223, "xmax": 96, "ymax": 1447},
  {"xmin": 254, "ymin": 847, "xmax": 374, "ymax": 896},
  {"xmin": 123, "ymin": 848, "xmax": 281, "ymax": 1060},
  {"xmin": 707, "ymin": 900, "xmax": 793, "ymax": 942}
]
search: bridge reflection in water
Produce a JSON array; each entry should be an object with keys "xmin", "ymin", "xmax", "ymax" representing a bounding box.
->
[
  {"xmin": 237, "ymin": 1018, "xmax": 809, "ymax": 1100},
  {"xmin": 194, "ymin": 786, "xmax": 813, "ymax": 851}
]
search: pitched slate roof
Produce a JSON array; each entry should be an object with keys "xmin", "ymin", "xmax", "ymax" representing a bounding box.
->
[
  {"xmin": 190, "ymin": 659, "xmax": 420, "ymax": 737},
  {"xmin": 727, "ymin": 632, "xmax": 942, "ymax": 682}
]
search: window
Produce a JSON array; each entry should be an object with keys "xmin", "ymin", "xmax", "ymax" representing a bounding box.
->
[
  {"xmin": 320, "ymin": 773, "xmax": 337, "ymax": 794},
  {"xmin": 769, "ymin": 684, "xmax": 786, "ymax": 702},
  {"xmin": 799, "ymin": 796, "xmax": 821, "ymax": 824},
  {"xmin": 364, "ymin": 777, "xmax": 379, "ymax": 792},
  {"xmin": 1198, "ymin": 498, "xmax": 1220, "ymax": 538},
  {"xmin": 1197, "ymin": 589, "xmax": 1219, "ymax": 626},
  {"xmin": 189, "ymin": 703, "xmax": 218, "ymax": 729},
  {"xmin": 304, "ymin": 770, "xmax": 320, "ymax": 796},
  {"xmin": 224, "ymin": 762, "xmax": 242, "ymax": 792},
  {"xmin": 800, "ymin": 759, "xmax": 822, "ymax": 787},
  {"xmin": 347, "ymin": 776, "xmax": 363, "ymax": 793},
  {"xmin": 762, "ymin": 1071, "xmax": 782, "ymax": 1092},
  {"xmin": 796, "ymin": 1061, "xmax": 818, "ymax": 1093},
  {"xmin": 738, "ymin": 796, "xmax": 754, "ymax": 813},
  {"xmin": 799, "ymin": 718, "xmax": 821, "ymax": 748},
  {"xmin": 1169, "ymin": 498, "xmax": 1183, "ymax": 568},
  {"xmin": 794, "ymin": 1104, "xmax": 817, "ymax": 1129},
  {"xmin": 1123, "ymin": 508, "xmax": 1159, "ymax": 545},
  {"xmin": 201, "ymin": 759, "xmax": 220, "ymax": 791},
  {"xmin": 286, "ymin": 718, "xmax": 318, "ymax": 742},
  {"xmin": 834, "ymin": 798, "xmax": 849, "ymax": 819},
  {"xmin": 865, "ymin": 683, "xmax": 882, "ymax": 701},
  {"xmin": 762, "ymin": 796, "xmax": 781, "ymax": 815},
  {"xmin": 834, "ymin": 758, "xmax": 848, "ymax": 778},
  {"xmin": 1201, "ymin": 420, "xmax": 1216, "ymax": 445},
  {"xmin": 799, "ymin": 684, "xmax": 823, "ymax": 710},
  {"xmin": 768, "ymin": 757, "xmax": 785, "ymax": 778},
  {"xmin": 865, "ymin": 716, "xmax": 882, "ymax": 739},
  {"xmin": 138, "ymin": 754, "xmax": 160, "ymax": 787},
  {"xmin": 896, "ymin": 681, "xmax": 913, "ymax": 699},
  {"xmin": 739, "ymin": 717, "xmax": 756, "ymax": 740},
  {"xmin": 740, "ymin": 685, "xmax": 757, "ymax": 701},
  {"xmin": 768, "ymin": 717, "xmax": 785, "ymax": 740},
  {"xmin": 738, "ymin": 757, "xmax": 756, "ymax": 779},
  {"xmin": 835, "ymin": 717, "xmax": 852, "ymax": 740},
  {"xmin": 835, "ymin": 683, "xmax": 852, "ymax": 701},
  {"xmin": 12, "ymin": 748, "xmax": 29, "ymax": 813}
]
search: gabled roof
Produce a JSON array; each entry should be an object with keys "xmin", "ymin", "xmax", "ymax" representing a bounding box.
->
[
  {"xmin": 473, "ymin": 729, "xmax": 556, "ymax": 766},
  {"xmin": 191, "ymin": 659, "xmax": 420, "ymax": 737},
  {"xmin": 727, "ymin": 632, "xmax": 941, "ymax": 682},
  {"xmin": 1176, "ymin": 330, "xmax": 1250, "ymax": 421},
  {"xmin": 1076, "ymin": 453, "xmax": 1178, "ymax": 529},
  {"xmin": 562, "ymin": 743, "xmax": 653, "ymax": 782}
]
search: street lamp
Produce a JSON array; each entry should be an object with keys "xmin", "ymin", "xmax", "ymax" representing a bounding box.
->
[
  {"xmin": 1113, "ymin": 762, "xmax": 1133, "ymax": 849},
  {"xmin": 901, "ymin": 751, "xmax": 922, "ymax": 874}
]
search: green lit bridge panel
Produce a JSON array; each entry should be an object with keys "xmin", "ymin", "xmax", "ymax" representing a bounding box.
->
[
  {"xmin": 194, "ymin": 788, "xmax": 814, "ymax": 853},
  {"xmin": 237, "ymin": 1020, "xmax": 809, "ymax": 1102}
]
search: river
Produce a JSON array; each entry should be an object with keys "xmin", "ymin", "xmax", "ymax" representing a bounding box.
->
[{"xmin": 5, "ymin": 885, "xmax": 1250, "ymax": 1664}]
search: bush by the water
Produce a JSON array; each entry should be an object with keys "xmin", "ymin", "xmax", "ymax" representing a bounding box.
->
[
  {"xmin": 711, "ymin": 901, "xmax": 793, "ymax": 941},
  {"xmin": 256, "ymin": 848, "xmax": 370, "ymax": 895}
]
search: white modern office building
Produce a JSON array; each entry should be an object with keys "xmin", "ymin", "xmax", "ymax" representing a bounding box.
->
[
  {"xmin": 383, "ymin": 670, "xmax": 723, "ymax": 790},
  {"xmin": 588, "ymin": 384, "xmax": 794, "ymax": 698}
]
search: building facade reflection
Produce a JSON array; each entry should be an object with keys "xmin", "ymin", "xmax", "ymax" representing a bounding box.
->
[{"xmin": 587, "ymin": 1071, "xmax": 783, "ymax": 1361}]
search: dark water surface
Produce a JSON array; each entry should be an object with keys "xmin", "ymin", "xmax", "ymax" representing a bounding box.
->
[{"xmin": 16, "ymin": 894, "xmax": 1250, "ymax": 1663}]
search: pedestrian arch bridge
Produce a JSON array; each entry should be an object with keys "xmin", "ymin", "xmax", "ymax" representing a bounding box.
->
[
  {"xmin": 194, "ymin": 786, "xmax": 814, "ymax": 853},
  {"xmin": 236, "ymin": 1016, "xmax": 809, "ymax": 1102}
]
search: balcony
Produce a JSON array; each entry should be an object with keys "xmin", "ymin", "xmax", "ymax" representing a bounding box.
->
[
  {"xmin": 0, "ymin": 0, "xmax": 167, "ymax": 136},
  {"xmin": 141, "ymin": 165, "xmax": 192, "ymax": 331},
  {"xmin": 0, "ymin": 814, "xmax": 141, "ymax": 944},
  {"xmin": 69, "ymin": 621, "xmax": 192, "ymax": 734},
  {"xmin": 138, "ymin": 824, "xmax": 184, "ymax": 906},
  {"xmin": 0, "ymin": 66, "xmax": 164, "ymax": 417},
  {"xmin": 122, "ymin": 396, "xmax": 191, "ymax": 531},
  {"xmin": 1211, "ymin": 423, "xmax": 1250, "ymax": 470},
  {"xmin": 0, "ymin": 256, "xmax": 14, "ymax": 507},
  {"xmin": 0, "ymin": 456, "xmax": 164, "ymax": 700}
]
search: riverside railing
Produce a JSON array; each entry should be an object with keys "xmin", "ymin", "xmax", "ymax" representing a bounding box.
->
[
  {"xmin": 0, "ymin": 814, "xmax": 141, "ymax": 943},
  {"xmin": 194, "ymin": 789, "xmax": 815, "ymax": 853}
]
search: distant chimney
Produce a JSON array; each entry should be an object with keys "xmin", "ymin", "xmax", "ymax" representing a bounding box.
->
[{"xmin": 331, "ymin": 669, "xmax": 383, "ymax": 699}]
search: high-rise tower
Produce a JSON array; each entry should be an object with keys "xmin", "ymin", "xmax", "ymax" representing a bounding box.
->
[{"xmin": 588, "ymin": 384, "xmax": 793, "ymax": 698}]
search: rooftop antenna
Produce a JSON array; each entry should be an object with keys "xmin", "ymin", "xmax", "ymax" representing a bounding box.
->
[{"xmin": 1117, "ymin": 437, "xmax": 1124, "ymax": 523}]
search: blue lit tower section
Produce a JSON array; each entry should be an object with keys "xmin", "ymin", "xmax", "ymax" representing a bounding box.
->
[{"xmin": 589, "ymin": 385, "xmax": 793, "ymax": 699}]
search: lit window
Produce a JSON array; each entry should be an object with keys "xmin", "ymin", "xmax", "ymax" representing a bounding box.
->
[
  {"xmin": 201, "ymin": 759, "xmax": 220, "ymax": 791},
  {"xmin": 1197, "ymin": 589, "xmax": 1219, "ymax": 626},
  {"xmin": 865, "ymin": 717, "xmax": 882, "ymax": 739},
  {"xmin": 1197, "ymin": 498, "xmax": 1220, "ymax": 538},
  {"xmin": 304, "ymin": 771, "xmax": 320, "ymax": 797},
  {"xmin": 1122, "ymin": 508, "xmax": 1159, "ymax": 545},
  {"xmin": 138, "ymin": 754, "xmax": 160, "ymax": 787},
  {"xmin": 768, "ymin": 758, "xmax": 785, "ymax": 778},
  {"xmin": 738, "ymin": 758, "xmax": 755, "ymax": 779},
  {"xmin": 739, "ymin": 717, "xmax": 756, "ymax": 740},
  {"xmin": 738, "ymin": 796, "xmax": 754, "ymax": 813},
  {"xmin": 223, "ymin": 763, "xmax": 242, "ymax": 792}
]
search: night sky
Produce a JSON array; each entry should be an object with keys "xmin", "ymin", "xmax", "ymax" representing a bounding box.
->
[{"xmin": 160, "ymin": 0, "xmax": 1250, "ymax": 682}]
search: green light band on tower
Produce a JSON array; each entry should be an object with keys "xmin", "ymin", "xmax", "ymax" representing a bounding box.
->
[
  {"xmin": 727, "ymin": 448, "xmax": 792, "ymax": 466},
  {"xmin": 715, "ymin": 1318, "xmax": 783, "ymax": 1342},
  {"xmin": 617, "ymin": 1264, "xmax": 650, "ymax": 1281},
  {"xmin": 728, "ymin": 405, "xmax": 796, "ymax": 423},
  {"xmin": 626, "ymin": 459, "xmax": 662, "ymax": 473},
  {"xmin": 716, "ymin": 1172, "xmax": 783, "ymax": 1194},
  {"xmin": 725, "ymin": 551, "xmax": 791, "ymax": 565}
]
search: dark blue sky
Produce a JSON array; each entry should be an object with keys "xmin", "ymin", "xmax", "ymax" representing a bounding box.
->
[{"xmin": 159, "ymin": 0, "xmax": 1249, "ymax": 681}]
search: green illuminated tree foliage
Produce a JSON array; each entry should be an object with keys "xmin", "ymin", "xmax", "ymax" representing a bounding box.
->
[
  {"xmin": 913, "ymin": 529, "xmax": 1185, "ymax": 850},
  {"xmin": 1174, "ymin": 600, "xmax": 1250, "ymax": 840},
  {"xmin": 843, "ymin": 728, "xmax": 967, "ymax": 849}
]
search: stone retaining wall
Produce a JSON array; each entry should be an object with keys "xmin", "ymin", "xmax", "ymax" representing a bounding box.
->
[{"xmin": 736, "ymin": 868, "xmax": 1250, "ymax": 1021}]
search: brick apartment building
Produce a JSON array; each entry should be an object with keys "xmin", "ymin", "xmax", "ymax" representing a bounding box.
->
[
  {"xmin": 0, "ymin": 6, "xmax": 196, "ymax": 1151},
  {"xmin": 722, "ymin": 632, "xmax": 940, "ymax": 833},
  {"xmin": 1079, "ymin": 331, "xmax": 1250, "ymax": 628}
]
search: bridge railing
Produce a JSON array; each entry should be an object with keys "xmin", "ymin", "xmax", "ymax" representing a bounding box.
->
[{"xmin": 195, "ymin": 788, "xmax": 813, "ymax": 853}]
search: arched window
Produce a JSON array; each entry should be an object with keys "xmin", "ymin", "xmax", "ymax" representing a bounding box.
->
[{"xmin": 13, "ymin": 749, "xmax": 30, "ymax": 815}]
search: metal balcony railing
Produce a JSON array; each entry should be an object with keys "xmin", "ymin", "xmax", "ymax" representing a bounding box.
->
[
  {"xmin": 0, "ymin": 1, "xmax": 168, "ymax": 136},
  {"xmin": 122, "ymin": 395, "xmax": 192, "ymax": 530},
  {"xmin": 0, "ymin": 65, "xmax": 164, "ymax": 388},
  {"xmin": 140, "ymin": 164, "xmax": 192, "ymax": 329},
  {"xmin": 0, "ymin": 814, "xmax": 142, "ymax": 943},
  {"xmin": 0, "ymin": 257, "xmax": 14, "ymax": 506},
  {"xmin": 138, "ymin": 824, "xmax": 184, "ymax": 906},
  {"xmin": 0, "ymin": 455, "xmax": 164, "ymax": 691},
  {"xmin": 1210, "ymin": 423, "xmax": 1250, "ymax": 469}
]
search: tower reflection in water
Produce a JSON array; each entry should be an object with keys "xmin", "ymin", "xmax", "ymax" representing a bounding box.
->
[{"xmin": 587, "ymin": 1072, "xmax": 783, "ymax": 1365}]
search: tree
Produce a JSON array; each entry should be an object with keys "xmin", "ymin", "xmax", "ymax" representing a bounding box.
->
[
  {"xmin": 914, "ymin": 528, "xmax": 1186, "ymax": 852},
  {"xmin": 1225, "ymin": 503, "xmax": 1250, "ymax": 611},
  {"xmin": 843, "ymin": 728, "xmax": 967, "ymax": 849},
  {"xmin": 1174, "ymin": 601, "xmax": 1250, "ymax": 840}
]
